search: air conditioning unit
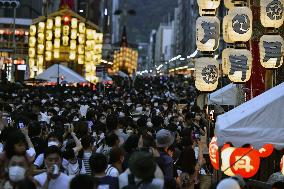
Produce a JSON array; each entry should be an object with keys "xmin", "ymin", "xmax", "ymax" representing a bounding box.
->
[{"xmin": 0, "ymin": 0, "xmax": 20, "ymax": 9}]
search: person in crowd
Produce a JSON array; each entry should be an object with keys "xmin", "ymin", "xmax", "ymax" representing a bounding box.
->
[
  {"xmin": 34, "ymin": 146, "xmax": 71, "ymax": 189},
  {"xmin": 216, "ymin": 178, "xmax": 241, "ymax": 189},
  {"xmin": 89, "ymin": 153, "xmax": 119, "ymax": 189},
  {"xmin": 96, "ymin": 133, "xmax": 120, "ymax": 157},
  {"xmin": 70, "ymin": 174, "xmax": 99, "ymax": 189},
  {"xmin": 78, "ymin": 135, "xmax": 94, "ymax": 175},
  {"xmin": 272, "ymin": 181, "xmax": 284, "ymax": 189},
  {"xmin": 106, "ymin": 147, "xmax": 125, "ymax": 177}
]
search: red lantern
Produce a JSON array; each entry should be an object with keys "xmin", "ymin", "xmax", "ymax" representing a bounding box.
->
[
  {"xmin": 281, "ymin": 155, "xmax": 284, "ymax": 175},
  {"xmin": 230, "ymin": 148, "xmax": 260, "ymax": 178},
  {"xmin": 258, "ymin": 144, "xmax": 274, "ymax": 158},
  {"xmin": 63, "ymin": 15, "xmax": 71, "ymax": 24},
  {"xmin": 209, "ymin": 136, "xmax": 219, "ymax": 170}
]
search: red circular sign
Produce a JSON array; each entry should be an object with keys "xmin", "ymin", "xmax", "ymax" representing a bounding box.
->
[{"xmin": 257, "ymin": 144, "xmax": 274, "ymax": 158}]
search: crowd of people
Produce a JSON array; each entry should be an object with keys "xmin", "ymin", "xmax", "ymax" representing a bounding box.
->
[{"xmin": 0, "ymin": 76, "xmax": 283, "ymax": 189}]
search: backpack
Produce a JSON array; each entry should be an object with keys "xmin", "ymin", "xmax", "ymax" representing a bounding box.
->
[{"xmin": 122, "ymin": 174, "xmax": 153, "ymax": 189}]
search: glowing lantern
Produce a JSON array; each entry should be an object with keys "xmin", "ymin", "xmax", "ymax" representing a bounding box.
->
[
  {"xmin": 196, "ymin": 16, "xmax": 220, "ymax": 51},
  {"xmin": 54, "ymin": 49, "xmax": 60, "ymax": 58},
  {"xmin": 224, "ymin": 0, "xmax": 234, "ymax": 9},
  {"xmin": 260, "ymin": 0, "xmax": 284, "ymax": 28},
  {"xmin": 94, "ymin": 44, "xmax": 103, "ymax": 54},
  {"xmin": 55, "ymin": 28, "xmax": 61, "ymax": 38},
  {"xmin": 69, "ymin": 51, "xmax": 76, "ymax": 60},
  {"xmin": 228, "ymin": 49, "xmax": 252, "ymax": 83},
  {"xmin": 46, "ymin": 30, "xmax": 53, "ymax": 41},
  {"xmin": 228, "ymin": 7, "xmax": 253, "ymax": 42},
  {"xmin": 223, "ymin": 16, "xmax": 233, "ymax": 43},
  {"xmin": 29, "ymin": 25, "xmax": 36, "ymax": 36},
  {"xmin": 86, "ymin": 40, "xmax": 94, "ymax": 51},
  {"xmin": 195, "ymin": 57, "xmax": 219, "ymax": 92},
  {"xmin": 29, "ymin": 37, "xmax": 36, "ymax": 47},
  {"xmin": 209, "ymin": 136, "xmax": 219, "ymax": 170},
  {"xmin": 78, "ymin": 55, "xmax": 85, "ymax": 64},
  {"xmin": 79, "ymin": 22, "xmax": 86, "ymax": 33},
  {"xmin": 70, "ymin": 40, "xmax": 76, "ymax": 50},
  {"xmin": 71, "ymin": 18, "xmax": 78, "ymax": 28},
  {"xmin": 37, "ymin": 55, "xmax": 44, "ymax": 66},
  {"xmin": 38, "ymin": 22, "xmax": 45, "ymax": 33},
  {"xmin": 37, "ymin": 44, "xmax": 44, "ymax": 55},
  {"xmin": 38, "ymin": 33, "xmax": 44, "ymax": 44},
  {"xmin": 197, "ymin": 0, "xmax": 220, "ymax": 10},
  {"xmin": 86, "ymin": 29, "xmax": 94, "ymax": 40},
  {"xmin": 257, "ymin": 144, "xmax": 274, "ymax": 158},
  {"xmin": 78, "ymin": 45, "xmax": 84, "ymax": 54},
  {"xmin": 28, "ymin": 48, "xmax": 35, "ymax": 58},
  {"xmin": 78, "ymin": 34, "xmax": 85, "ymax": 44},
  {"xmin": 62, "ymin": 36, "xmax": 69, "ymax": 46},
  {"xmin": 281, "ymin": 155, "xmax": 284, "ymax": 175},
  {"xmin": 45, "ymin": 51, "xmax": 52, "ymax": 61},
  {"xmin": 85, "ymin": 51, "xmax": 93, "ymax": 62},
  {"xmin": 54, "ymin": 38, "xmax": 60, "ymax": 48},
  {"xmin": 46, "ymin": 41, "xmax": 53, "ymax": 51},
  {"xmin": 63, "ymin": 25, "xmax": 69, "ymax": 36},
  {"xmin": 55, "ymin": 16, "xmax": 61, "ymax": 27},
  {"xmin": 221, "ymin": 146, "xmax": 236, "ymax": 176},
  {"xmin": 229, "ymin": 148, "xmax": 260, "ymax": 178},
  {"xmin": 29, "ymin": 58, "xmax": 35, "ymax": 66},
  {"xmin": 95, "ymin": 33, "xmax": 103, "ymax": 43},
  {"xmin": 85, "ymin": 64, "xmax": 92, "ymax": 72},
  {"xmin": 46, "ymin": 19, "xmax": 53, "ymax": 30},
  {"xmin": 259, "ymin": 35, "xmax": 284, "ymax": 69},
  {"xmin": 63, "ymin": 15, "xmax": 71, "ymax": 24},
  {"xmin": 222, "ymin": 48, "xmax": 231, "ymax": 75},
  {"xmin": 71, "ymin": 29, "xmax": 77, "ymax": 39}
]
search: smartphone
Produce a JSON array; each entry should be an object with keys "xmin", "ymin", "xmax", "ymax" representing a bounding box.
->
[{"xmin": 18, "ymin": 122, "xmax": 25, "ymax": 129}]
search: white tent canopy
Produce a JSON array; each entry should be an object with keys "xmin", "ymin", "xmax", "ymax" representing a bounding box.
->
[
  {"xmin": 216, "ymin": 82, "xmax": 284, "ymax": 150},
  {"xmin": 208, "ymin": 84, "xmax": 238, "ymax": 106},
  {"xmin": 36, "ymin": 64, "xmax": 87, "ymax": 83}
]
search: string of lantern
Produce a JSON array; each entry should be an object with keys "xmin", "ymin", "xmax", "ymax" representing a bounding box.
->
[{"xmin": 195, "ymin": 0, "xmax": 220, "ymax": 92}]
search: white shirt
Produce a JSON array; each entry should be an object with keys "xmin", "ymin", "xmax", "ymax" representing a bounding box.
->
[
  {"xmin": 105, "ymin": 165, "xmax": 119, "ymax": 177},
  {"xmin": 34, "ymin": 172, "xmax": 71, "ymax": 189}
]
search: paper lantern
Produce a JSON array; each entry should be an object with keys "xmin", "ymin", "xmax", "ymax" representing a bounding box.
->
[
  {"xmin": 85, "ymin": 64, "xmax": 92, "ymax": 72},
  {"xmin": 78, "ymin": 34, "xmax": 85, "ymax": 44},
  {"xmin": 37, "ymin": 44, "xmax": 44, "ymax": 55},
  {"xmin": 29, "ymin": 58, "xmax": 35, "ymax": 66},
  {"xmin": 71, "ymin": 18, "xmax": 78, "ymax": 28},
  {"xmin": 38, "ymin": 33, "xmax": 44, "ymax": 44},
  {"xmin": 62, "ymin": 36, "xmax": 69, "ymax": 46},
  {"xmin": 228, "ymin": 49, "xmax": 252, "ymax": 83},
  {"xmin": 228, "ymin": 7, "xmax": 253, "ymax": 42},
  {"xmin": 55, "ymin": 27, "xmax": 61, "ymax": 38},
  {"xmin": 69, "ymin": 50, "xmax": 76, "ymax": 60},
  {"xmin": 261, "ymin": 0, "xmax": 284, "ymax": 28},
  {"xmin": 196, "ymin": 16, "xmax": 220, "ymax": 51},
  {"xmin": 79, "ymin": 22, "xmax": 86, "ymax": 33},
  {"xmin": 54, "ymin": 38, "xmax": 60, "ymax": 48},
  {"xmin": 37, "ymin": 55, "xmax": 44, "ymax": 66},
  {"xmin": 221, "ymin": 146, "xmax": 236, "ymax": 176},
  {"xmin": 209, "ymin": 136, "xmax": 219, "ymax": 170},
  {"xmin": 195, "ymin": 57, "xmax": 219, "ymax": 92},
  {"xmin": 259, "ymin": 35, "xmax": 284, "ymax": 69},
  {"xmin": 224, "ymin": 0, "xmax": 234, "ymax": 9},
  {"xmin": 71, "ymin": 29, "xmax": 77, "ymax": 39},
  {"xmin": 258, "ymin": 144, "xmax": 274, "ymax": 158},
  {"xmin": 28, "ymin": 48, "xmax": 35, "ymax": 58},
  {"xmin": 281, "ymin": 155, "xmax": 284, "ymax": 175},
  {"xmin": 78, "ymin": 55, "xmax": 85, "ymax": 64},
  {"xmin": 29, "ymin": 25, "xmax": 36, "ymax": 36},
  {"xmin": 63, "ymin": 25, "xmax": 69, "ymax": 36},
  {"xmin": 86, "ymin": 40, "xmax": 94, "ymax": 51},
  {"xmin": 38, "ymin": 22, "xmax": 45, "ymax": 33},
  {"xmin": 46, "ymin": 30, "xmax": 53, "ymax": 41},
  {"xmin": 94, "ymin": 44, "xmax": 103, "ymax": 54},
  {"xmin": 46, "ymin": 41, "xmax": 53, "ymax": 51},
  {"xmin": 46, "ymin": 19, "xmax": 53, "ymax": 30},
  {"xmin": 45, "ymin": 51, "xmax": 52, "ymax": 61},
  {"xmin": 223, "ymin": 16, "xmax": 233, "ymax": 43},
  {"xmin": 85, "ymin": 51, "xmax": 93, "ymax": 62},
  {"xmin": 55, "ymin": 16, "xmax": 61, "ymax": 27},
  {"xmin": 197, "ymin": 0, "xmax": 220, "ymax": 10},
  {"xmin": 29, "ymin": 37, "xmax": 36, "ymax": 47},
  {"xmin": 54, "ymin": 49, "xmax": 60, "ymax": 58},
  {"xmin": 95, "ymin": 33, "xmax": 103, "ymax": 43},
  {"xmin": 229, "ymin": 148, "xmax": 260, "ymax": 178},
  {"xmin": 222, "ymin": 48, "xmax": 232, "ymax": 75},
  {"xmin": 78, "ymin": 45, "xmax": 84, "ymax": 54},
  {"xmin": 70, "ymin": 40, "xmax": 76, "ymax": 50}
]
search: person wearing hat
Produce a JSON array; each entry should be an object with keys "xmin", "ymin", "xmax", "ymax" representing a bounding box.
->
[
  {"xmin": 156, "ymin": 129, "xmax": 175, "ymax": 179},
  {"xmin": 118, "ymin": 151, "xmax": 164, "ymax": 189}
]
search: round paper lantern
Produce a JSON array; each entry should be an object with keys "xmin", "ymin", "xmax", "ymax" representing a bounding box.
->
[
  {"xmin": 46, "ymin": 30, "xmax": 53, "ymax": 41},
  {"xmin": 95, "ymin": 33, "xmax": 103, "ymax": 44},
  {"xmin": 280, "ymin": 155, "xmax": 284, "ymax": 175},
  {"xmin": 78, "ymin": 55, "xmax": 85, "ymax": 64},
  {"xmin": 45, "ymin": 51, "xmax": 52, "ymax": 61},
  {"xmin": 38, "ymin": 22, "xmax": 45, "ymax": 33},
  {"xmin": 46, "ymin": 41, "xmax": 53, "ymax": 51},
  {"xmin": 257, "ymin": 144, "xmax": 274, "ymax": 158},
  {"xmin": 55, "ymin": 16, "xmax": 61, "ymax": 27},
  {"xmin": 224, "ymin": 0, "xmax": 234, "ymax": 9},
  {"xmin": 79, "ymin": 22, "xmax": 86, "ymax": 33},
  {"xmin": 71, "ymin": 18, "xmax": 78, "ymax": 29},
  {"xmin": 38, "ymin": 33, "xmax": 44, "ymax": 44},
  {"xmin": 54, "ymin": 39, "xmax": 60, "ymax": 49},
  {"xmin": 69, "ymin": 51, "xmax": 76, "ymax": 60},
  {"xmin": 78, "ymin": 34, "xmax": 85, "ymax": 44},
  {"xmin": 37, "ymin": 55, "xmax": 44, "ymax": 66},
  {"xmin": 221, "ymin": 146, "xmax": 236, "ymax": 176},
  {"xmin": 55, "ymin": 27, "xmax": 61, "ymax": 38},
  {"xmin": 70, "ymin": 40, "xmax": 76, "ymax": 50},
  {"xmin": 63, "ymin": 25, "xmax": 69, "ymax": 36},
  {"xmin": 195, "ymin": 57, "xmax": 219, "ymax": 92},
  {"xmin": 209, "ymin": 136, "xmax": 219, "ymax": 170},
  {"xmin": 29, "ymin": 25, "xmax": 36, "ymax": 36},
  {"xmin": 46, "ymin": 19, "xmax": 53, "ymax": 30},
  {"xmin": 54, "ymin": 49, "xmax": 60, "ymax": 59},
  {"xmin": 29, "ymin": 58, "xmax": 35, "ymax": 66},
  {"xmin": 228, "ymin": 49, "xmax": 252, "ymax": 83},
  {"xmin": 85, "ymin": 51, "xmax": 93, "ymax": 62},
  {"xmin": 71, "ymin": 29, "xmax": 77, "ymax": 40},
  {"xmin": 259, "ymin": 35, "xmax": 284, "ymax": 69},
  {"xmin": 228, "ymin": 7, "xmax": 253, "ymax": 42},
  {"xmin": 229, "ymin": 148, "xmax": 260, "ymax": 178},
  {"xmin": 196, "ymin": 16, "xmax": 220, "ymax": 51},
  {"xmin": 86, "ymin": 40, "xmax": 94, "ymax": 51},
  {"xmin": 37, "ymin": 44, "xmax": 44, "ymax": 55},
  {"xmin": 223, "ymin": 16, "xmax": 233, "ymax": 43},
  {"xmin": 28, "ymin": 48, "xmax": 35, "ymax": 58},
  {"xmin": 261, "ymin": 0, "xmax": 284, "ymax": 28},
  {"xmin": 86, "ymin": 29, "xmax": 94, "ymax": 40},
  {"xmin": 62, "ymin": 36, "xmax": 69, "ymax": 46},
  {"xmin": 29, "ymin": 37, "xmax": 36, "ymax": 47},
  {"xmin": 197, "ymin": 0, "xmax": 220, "ymax": 10},
  {"xmin": 222, "ymin": 48, "xmax": 231, "ymax": 75},
  {"xmin": 78, "ymin": 45, "xmax": 84, "ymax": 55}
]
